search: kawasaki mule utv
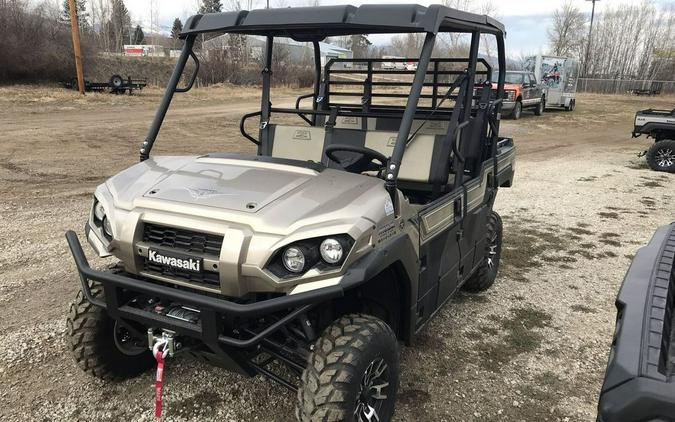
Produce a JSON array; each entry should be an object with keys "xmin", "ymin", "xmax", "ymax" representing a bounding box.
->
[{"xmin": 65, "ymin": 4, "xmax": 515, "ymax": 421}]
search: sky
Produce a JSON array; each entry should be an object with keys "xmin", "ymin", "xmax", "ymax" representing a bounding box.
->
[{"xmin": 123, "ymin": 0, "xmax": 671, "ymax": 56}]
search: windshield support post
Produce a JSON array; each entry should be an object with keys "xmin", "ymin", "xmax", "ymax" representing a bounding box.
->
[
  {"xmin": 139, "ymin": 35, "xmax": 195, "ymax": 162},
  {"xmin": 385, "ymin": 32, "xmax": 436, "ymax": 212},
  {"xmin": 311, "ymin": 40, "xmax": 321, "ymax": 125},
  {"xmin": 259, "ymin": 36, "xmax": 274, "ymax": 155}
]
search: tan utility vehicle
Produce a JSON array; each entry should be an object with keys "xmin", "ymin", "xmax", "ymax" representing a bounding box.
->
[{"xmin": 65, "ymin": 4, "xmax": 515, "ymax": 421}]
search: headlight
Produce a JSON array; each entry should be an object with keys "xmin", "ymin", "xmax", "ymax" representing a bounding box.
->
[
  {"xmin": 320, "ymin": 238, "xmax": 343, "ymax": 264},
  {"xmin": 94, "ymin": 202, "xmax": 106, "ymax": 221},
  {"xmin": 282, "ymin": 247, "xmax": 305, "ymax": 273},
  {"xmin": 267, "ymin": 235, "xmax": 354, "ymax": 278},
  {"xmin": 102, "ymin": 217, "xmax": 113, "ymax": 238}
]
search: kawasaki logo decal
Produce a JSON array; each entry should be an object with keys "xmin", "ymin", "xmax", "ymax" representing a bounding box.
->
[{"xmin": 148, "ymin": 249, "xmax": 202, "ymax": 273}]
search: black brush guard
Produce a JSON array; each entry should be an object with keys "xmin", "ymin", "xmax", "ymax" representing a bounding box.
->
[{"xmin": 65, "ymin": 230, "xmax": 343, "ymax": 381}]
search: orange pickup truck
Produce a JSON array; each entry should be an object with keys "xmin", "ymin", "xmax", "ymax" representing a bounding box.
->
[{"xmin": 492, "ymin": 71, "xmax": 546, "ymax": 119}]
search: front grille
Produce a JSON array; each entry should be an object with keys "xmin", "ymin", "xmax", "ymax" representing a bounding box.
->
[
  {"xmin": 143, "ymin": 223, "xmax": 223, "ymax": 256},
  {"xmin": 142, "ymin": 260, "xmax": 220, "ymax": 288}
]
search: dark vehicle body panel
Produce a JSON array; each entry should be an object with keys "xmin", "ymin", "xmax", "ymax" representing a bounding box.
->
[{"xmin": 597, "ymin": 222, "xmax": 675, "ymax": 422}]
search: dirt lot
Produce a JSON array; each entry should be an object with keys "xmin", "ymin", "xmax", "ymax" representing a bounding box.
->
[{"xmin": 0, "ymin": 85, "xmax": 673, "ymax": 421}]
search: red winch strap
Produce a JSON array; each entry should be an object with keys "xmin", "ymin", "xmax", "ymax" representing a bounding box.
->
[{"xmin": 154, "ymin": 349, "xmax": 165, "ymax": 418}]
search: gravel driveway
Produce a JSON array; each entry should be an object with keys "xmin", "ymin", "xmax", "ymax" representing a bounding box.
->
[{"xmin": 0, "ymin": 86, "xmax": 673, "ymax": 421}]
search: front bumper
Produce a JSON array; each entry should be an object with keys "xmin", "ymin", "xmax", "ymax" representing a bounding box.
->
[
  {"xmin": 597, "ymin": 222, "xmax": 675, "ymax": 421},
  {"xmin": 501, "ymin": 101, "xmax": 515, "ymax": 112},
  {"xmin": 66, "ymin": 230, "xmax": 343, "ymax": 350}
]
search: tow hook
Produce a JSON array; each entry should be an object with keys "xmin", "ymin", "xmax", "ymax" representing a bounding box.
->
[{"xmin": 147, "ymin": 329, "xmax": 181, "ymax": 357}]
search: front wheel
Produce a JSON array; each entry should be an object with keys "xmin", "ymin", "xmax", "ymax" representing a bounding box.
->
[
  {"xmin": 462, "ymin": 211, "xmax": 503, "ymax": 292},
  {"xmin": 296, "ymin": 314, "xmax": 399, "ymax": 422},
  {"xmin": 67, "ymin": 285, "xmax": 154, "ymax": 380},
  {"xmin": 646, "ymin": 140, "xmax": 675, "ymax": 173},
  {"xmin": 511, "ymin": 101, "xmax": 522, "ymax": 120}
]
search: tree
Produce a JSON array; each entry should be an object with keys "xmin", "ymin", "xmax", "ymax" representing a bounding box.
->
[
  {"xmin": 199, "ymin": 0, "xmax": 223, "ymax": 14},
  {"xmin": 547, "ymin": 0, "xmax": 586, "ymax": 58},
  {"xmin": 103, "ymin": 0, "xmax": 131, "ymax": 52},
  {"xmin": 171, "ymin": 18, "xmax": 183, "ymax": 40},
  {"xmin": 60, "ymin": 0, "xmax": 90, "ymax": 31},
  {"xmin": 349, "ymin": 34, "xmax": 371, "ymax": 58},
  {"xmin": 132, "ymin": 25, "xmax": 144, "ymax": 44}
]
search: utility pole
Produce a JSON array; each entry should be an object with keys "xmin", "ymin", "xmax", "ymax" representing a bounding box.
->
[
  {"xmin": 583, "ymin": 0, "xmax": 599, "ymax": 77},
  {"xmin": 68, "ymin": 0, "xmax": 85, "ymax": 95}
]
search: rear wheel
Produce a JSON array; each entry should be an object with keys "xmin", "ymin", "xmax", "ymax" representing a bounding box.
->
[
  {"xmin": 463, "ymin": 211, "xmax": 502, "ymax": 292},
  {"xmin": 67, "ymin": 285, "xmax": 154, "ymax": 380},
  {"xmin": 534, "ymin": 97, "xmax": 545, "ymax": 116},
  {"xmin": 296, "ymin": 314, "xmax": 399, "ymax": 422},
  {"xmin": 646, "ymin": 140, "xmax": 675, "ymax": 173},
  {"xmin": 511, "ymin": 101, "xmax": 522, "ymax": 120}
]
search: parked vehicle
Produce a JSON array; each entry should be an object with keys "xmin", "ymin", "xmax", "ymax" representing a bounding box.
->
[
  {"xmin": 631, "ymin": 81, "xmax": 664, "ymax": 96},
  {"xmin": 525, "ymin": 55, "xmax": 578, "ymax": 111},
  {"xmin": 496, "ymin": 70, "xmax": 545, "ymax": 119},
  {"xmin": 64, "ymin": 74, "xmax": 147, "ymax": 94},
  {"xmin": 64, "ymin": 4, "xmax": 515, "ymax": 421},
  {"xmin": 597, "ymin": 221, "xmax": 675, "ymax": 421},
  {"xmin": 381, "ymin": 55, "xmax": 405, "ymax": 70},
  {"xmin": 632, "ymin": 108, "xmax": 675, "ymax": 172}
]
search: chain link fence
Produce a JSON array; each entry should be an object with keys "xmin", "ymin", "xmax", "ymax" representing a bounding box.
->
[{"xmin": 577, "ymin": 78, "xmax": 675, "ymax": 95}]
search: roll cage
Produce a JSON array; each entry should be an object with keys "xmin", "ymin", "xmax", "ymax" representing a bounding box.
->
[{"xmin": 139, "ymin": 4, "xmax": 506, "ymax": 211}]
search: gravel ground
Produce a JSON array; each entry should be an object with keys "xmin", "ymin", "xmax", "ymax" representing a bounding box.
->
[{"xmin": 0, "ymin": 86, "xmax": 673, "ymax": 421}]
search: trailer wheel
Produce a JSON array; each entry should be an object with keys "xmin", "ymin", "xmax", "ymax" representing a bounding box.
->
[
  {"xmin": 646, "ymin": 140, "xmax": 675, "ymax": 173},
  {"xmin": 109, "ymin": 74, "xmax": 124, "ymax": 89},
  {"xmin": 511, "ymin": 101, "xmax": 522, "ymax": 120},
  {"xmin": 565, "ymin": 99, "xmax": 575, "ymax": 111},
  {"xmin": 296, "ymin": 314, "xmax": 399, "ymax": 422},
  {"xmin": 534, "ymin": 97, "xmax": 545, "ymax": 116},
  {"xmin": 67, "ymin": 284, "xmax": 154, "ymax": 380}
]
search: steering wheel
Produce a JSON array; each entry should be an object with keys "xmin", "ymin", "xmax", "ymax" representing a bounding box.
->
[{"xmin": 325, "ymin": 144, "xmax": 388, "ymax": 174}]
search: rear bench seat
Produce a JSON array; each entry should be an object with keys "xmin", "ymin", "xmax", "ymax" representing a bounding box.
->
[
  {"xmin": 318, "ymin": 115, "xmax": 450, "ymax": 136},
  {"xmin": 265, "ymin": 123, "xmax": 451, "ymax": 187}
]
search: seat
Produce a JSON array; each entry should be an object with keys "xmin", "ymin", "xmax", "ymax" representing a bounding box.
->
[{"xmin": 267, "ymin": 125, "xmax": 327, "ymax": 162}]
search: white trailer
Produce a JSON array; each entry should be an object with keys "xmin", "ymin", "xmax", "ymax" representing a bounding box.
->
[{"xmin": 525, "ymin": 55, "xmax": 579, "ymax": 111}]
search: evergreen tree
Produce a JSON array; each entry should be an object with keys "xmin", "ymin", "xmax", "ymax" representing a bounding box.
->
[
  {"xmin": 199, "ymin": 0, "xmax": 223, "ymax": 14},
  {"xmin": 349, "ymin": 34, "xmax": 371, "ymax": 58},
  {"xmin": 171, "ymin": 18, "xmax": 183, "ymax": 39},
  {"xmin": 60, "ymin": 0, "xmax": 90, "ymax": 31},
  {"xmin": 104, "ymin": 0, "xmax": 131, "ymax": 51},
  {"xmin": 132, "ymin": 25, "xmax": 145, "ymax": 44}
]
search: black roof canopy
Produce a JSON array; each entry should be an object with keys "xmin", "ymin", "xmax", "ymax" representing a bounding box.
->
[{"xmin": 180, "ymin": 4, "xmax": 505, "ymax": 40}]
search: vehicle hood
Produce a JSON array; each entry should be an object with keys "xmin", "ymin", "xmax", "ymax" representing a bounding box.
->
[{"xmin": 103, "ymin": 155, "xmax": 389, "ymax": 233}]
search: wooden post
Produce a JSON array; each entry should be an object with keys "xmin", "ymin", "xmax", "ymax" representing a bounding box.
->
[{"xmin": 68, "ymin": 0, "xmax": 85, "ymax": 95}]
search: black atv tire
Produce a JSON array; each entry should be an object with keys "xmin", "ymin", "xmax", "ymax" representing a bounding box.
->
[
  {"xmin": 462, "ymin": 211, "xmax": 503, "ymax": 292},
  {"xmin": 67, "ymin": 284, "xmax": 154, "ymax": 380},
  {"xmin": 534, "ymin": 97, "xmax": 545, "ymax": 116},
  {"xmin": 296, "ymin": 314, "xmax": 399, "ymax": 422},
  {"xmin": 646, "ymin": 140, "xmax": 675, "ymax": 173},
  {"xmin": 511, "ymin": 101, "xmax": 522, "ymax": 120}
]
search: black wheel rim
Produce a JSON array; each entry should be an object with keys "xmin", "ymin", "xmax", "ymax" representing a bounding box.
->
[
  {"xmin": 655, "ymin": 146, "xmax": 674, "ymax": 168},
  {"xmin": 113, "ymin": 321, "xmax": 147, "ymax": 356},
  {"xmin": 486, "ymin": 231, "xmax": 499, "ymax": 271},
  {"xmin": 355, "ymin": 358, "xmax": 389, "ymax": 422}
]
